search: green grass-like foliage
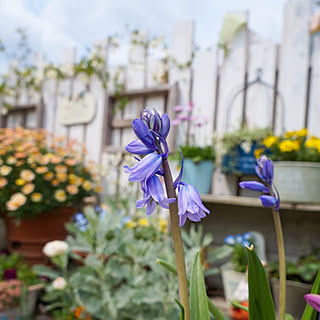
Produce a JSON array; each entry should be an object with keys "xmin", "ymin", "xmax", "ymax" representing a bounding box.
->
[{"xmin": 178, "ymin": 145, "xmax": 215, "ymax": 163}]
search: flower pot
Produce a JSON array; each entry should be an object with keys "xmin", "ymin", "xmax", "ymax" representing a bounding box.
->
[
  {"xmin": 270, "ymin": 278, "xmax": 312, "ymax": 320},
  {"xmin": 273, "ymin": 161, "xmax": 320, "ymax": 203},
  {"xmin": 221, "ymin": 143, "xmax": 259, "ymax": 176},
  {"xmin": 0, "ymin": 283, "xmax": 43, "ymax": 319},
  {"xmin": 182, "ymin": 159, "xmax": 215, "ymax": 194},
  {"xmin": 221, "ymin": 265, "xmax": 246, "ymax": 303},
  {"xmin": 5, "ymin": 207, "xmax": 76, "ymax": 265}
]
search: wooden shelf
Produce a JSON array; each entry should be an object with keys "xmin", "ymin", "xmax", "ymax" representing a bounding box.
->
[
  {"xmin": 200, "ymin": 194, "xmax": 320, "ymax": 212},
  {"xmin": 108, "ymin": 85, "xmax": 170, "ymax": 99}
]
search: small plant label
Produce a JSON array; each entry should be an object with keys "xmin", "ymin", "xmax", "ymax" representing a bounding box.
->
[{"xmin": 57, "ymin": 92, "xmax": 96, "ymax": 126}]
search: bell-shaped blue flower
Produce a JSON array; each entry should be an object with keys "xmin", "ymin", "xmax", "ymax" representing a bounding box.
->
[
  {"xmin": 177, "ymin": 183, "xmax": 210, "ymax": 226},
  {"xmin": 224, "ymin": 235, "xmax": 236, "ymax": 245},
  {"xmin": 140, "ymin": 109, "xmax": 170, "ymax": 140},
  {"xmin": 259, "ymin": 195, "xmax": 277, "ymax": 207},
  {"xmin": 124, "ymin": 153, "xmax": 162, "ymax": 182},
  {"xmin": 125, "ymin": 140, "xmax": 154, "ymax": 155},
  {"xmin": 136, "ymin": 175, "xmax": 175, "ymax": 215},
  {"xmin": 239, "ymin": 181, "xmax": 269, "ymax": 193},
  {"xmin": 255, "ymin": 155, "xmax": 274, "ymax": 186},
  {"xmin": 132, "ymin": 119, "xmax": 157, "ymax": 151}
]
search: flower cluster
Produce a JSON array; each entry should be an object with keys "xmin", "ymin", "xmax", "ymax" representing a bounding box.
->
[
  {"xmin": 239, "ymin": 155, "xmax": 280, "ymax": 209},
  {"xmin": 124, "ymin": 109, "xmax": 210, "ymax": 226},
  {"xmin": 263, "ymin": 128, "xmax": 320, "ymax": 162},
  {"xmin": 0, "ymin": 128, "xmax": 102, "ymax": 221}
]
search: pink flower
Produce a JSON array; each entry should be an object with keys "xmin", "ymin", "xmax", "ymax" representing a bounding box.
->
[
  {"xmin": 172, "ymin": 119, "xmax": 181, "ymax": 126},
  {"xmin": 173, "ymin": 105, "xmax": 183, "ymax": 113},
  {"xmin": 178, "ymin": 114, "xmax": 188, "ymax": 121}
]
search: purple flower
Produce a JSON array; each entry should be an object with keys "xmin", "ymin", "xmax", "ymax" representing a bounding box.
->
[
  {"xmin": 4, "ymin": 268, "xmax": 17, "ymax": 280},
  {"xmin": 255, "ymin": 155, "xmax": 274, "ymax": 186},
  {"xmin": 305, "ymin": 294, "xmax": 320, "ymax": 311},
  {"xmin": 177, "ymin": 183, "xmax": 210, "ymax": 227},
  {"xmin": 124, "ymin": 153, "xmax": 162, "ymax": 182},
  {"xmin": 239, "ymin": 155, "xmax": 280, "ymax": 210},
  {"xmin": 140, "ymin": 109, "xmax": 170, "ymax": 140},
  {"xmin": 125, "ymin": 140, "xmax": 155, "ymax": 155},
  {"xmin": 137, "ymin": 175, "xmax": 175, "ymax": 215},
  {"xmin": 132, "ymin": 119, "xmax": 157, "ymax": 151}
]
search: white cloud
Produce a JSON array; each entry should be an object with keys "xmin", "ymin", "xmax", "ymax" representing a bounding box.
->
[{"xmin": 0, "ymin": 0, "xmax": 287, "ymax": 72}]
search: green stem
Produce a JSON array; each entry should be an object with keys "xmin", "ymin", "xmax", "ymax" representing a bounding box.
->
[
  {"xmin": 162, "ymin": 158, "xmax": 190, "ymax": 320},
  {"xmin": 272, "ymin": 208, "xmax": 286, "ymax": 320}
]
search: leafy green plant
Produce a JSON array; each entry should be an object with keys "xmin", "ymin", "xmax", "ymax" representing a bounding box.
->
[
  {"xmin": 177, "ymin": 146, "xmax": 215, "ymax": 163},
  {"xmin": 268, "ymin": 249, "xmax": 320, "ymax": 284},
  {"xmin": 221, "ymin": 127, "xmax": 270, "ymax": 155}
]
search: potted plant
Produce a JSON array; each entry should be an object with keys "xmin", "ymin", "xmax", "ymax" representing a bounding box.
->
[
  {"xmin": 221, "ymin": 127, "xmax": 270, "ymax": 175},
  {"xmin": 267, "ymin": 248, "xmax": 320, "ymax": 319},
  {"xmin": 0, "ymin": 127, "xmax": 101, "ymax": 264},
  {"xmin": 221, "ymin": 232, "xmax": 254, "ymax": 303},
  {"xmin": 172, "ymin": 104, "xmax": 216, "ymax": 194},
  {"xmin": 263, "ymin": 128, "xmax": 320, "ymax": 203},
  {"xmin": 0, "ymin": 251, "xmax": 43, "ymax": 319}
]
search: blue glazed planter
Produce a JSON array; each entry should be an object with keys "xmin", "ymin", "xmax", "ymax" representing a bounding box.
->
[
  {"xmin": 221, "ymin": 143, "xmax": 259, "ymax": 176},
  {"xmin": 182, "ymin": 159, "xmax": 215, "ymax": 194}
]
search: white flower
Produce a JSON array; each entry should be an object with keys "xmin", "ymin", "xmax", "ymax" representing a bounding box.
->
[
  {"xmin": 52, "ymin": 277, "xmax": 67, "ymax": 290},
  {"xmin": 43, "ymin": 240, "xmax": 68, "ymax": 257},
  {"xmin": 240, "ymin": 141, "xmax": 252, "ymax": 154},
  {"xmin": 46, "ymin": 69, "xmax": 58, "ymax": 79}
]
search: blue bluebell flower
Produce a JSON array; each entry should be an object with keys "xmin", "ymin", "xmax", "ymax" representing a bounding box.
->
[
  {"xmin": 241, "ymin": 240, "xmax": 251, "ymax": 248},
  {"xmin": 137, "ymin": 175, "xmax": 176, "ymax": 215},
  {"xmin": 177, "ymin": 183, "xmax": 210, "ymax": 227},
  {"xmin": 124, "ymin": 153, "xmax": 162, "ymax": 182},
  {"xmin": 239, "ymin": 155, "xmax": 280, "ymax": 210},
  {"xmin": 224, "ymin": 235, "xmax": 236, "ymax": 245},
  {"xmin": 243, "ymin": 232, "xmax": 252, "ymax": 240},
  {"xmin": 235, "ymin": 234, "xmax": 243, "ymax": 244},
  {"xmin": 99, "ymin": 209, "xmax": 107, "ymax": 219}
]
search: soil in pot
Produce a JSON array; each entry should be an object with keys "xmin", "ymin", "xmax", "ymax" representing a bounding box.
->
[{"xmin": 5, "ymin": 207, "xmax": 76, "ymax": 265}]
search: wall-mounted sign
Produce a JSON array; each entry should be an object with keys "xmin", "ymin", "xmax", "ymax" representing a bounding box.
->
[{"xmin": 57, "ymin": 92, "xmax": 96, "ymax": 126}]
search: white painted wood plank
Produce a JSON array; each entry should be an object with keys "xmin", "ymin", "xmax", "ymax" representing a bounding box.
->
[
  {"xmin": 191, "ymin": 50, "xmax": 217, "ymax": 146},
  {"xmin": 213, "ymin": 12, "xmax": 248, "ymax": 196},
  {"xmin": 145, "ymin": 96, "xmax": 165, "ymax": 115},
  {"xmin": 246, "ymin": 36, "xmax": 277, "ymax": 129},
  {"xmin": 42, "ymin": 79, "xmax": 58, "ymax": 132},
  {"xmin": 277, "ymin": 0, "xmax": 312, "ymax": 132},
  {"xmin": 146, "ymin": 58, "xmax": 168, "ymax": 88},
  {"xmin": 308, "ymin": 32, "xmax": 320, "ymax": 136},
  {"xmin": 55, "ymin": 47, "xmax": 76, "ymax": 138},
  {"xmin": 169, "ymin": 21, "xmax": 194, "ymax": 147}
]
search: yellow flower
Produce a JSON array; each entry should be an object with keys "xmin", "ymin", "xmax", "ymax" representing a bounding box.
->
[
  {"xmin": 263, "ymin": 136, "xmax": 278, "ymax": 148},
  {"xmin": 52, "ymin": 179, "xmax": 59, "ymax": 187},
  {"xmin": 57, "ymin": 172, "xmax": 67, "ymax": 182},
  {"xmin": 54, "ymin": 189, "xmax": 67, "ymax": 202},
  {"xmin": 284, "ymin": 131, "xmax": 297, "ymax": 138},
  {"xmin": 82, "ymin": 180, "xmax": 92, "ymax": 191},
  {"xmin": 297, "ymin": 128, "xmax": 308, "ymax": 137},
  {"xmin": 279, "ymin": 140, "xmax": 300, "ymax": 152},
  {"xmin": 55, "ymin": 165, "xmax": 67, "ymax": 173},
  {"xmin": 20, "ymin": 169, "xmax": 35, "ymax": 181},
  {"xmin": 94, "ymin": 185, "xmax": 103, "ymax": 193},
  {"xmin": 39, "ymin": 155, "xmax": 50, "ymax": 165},
  {"xmin": 22, "ymin": 183, "xmax": 35, "ymax": 195},
  {"xmin": 31, "ymin": 193, "xmax": 43, "ymax": 202},
  {"xmin": 44, "ymin": 172, "xmax": 54, "ymax": 181},
  {"xmin": 305, "ymin": 137, "xmax": 320, "ymax": 152},
  {"xmin": 125, "ymin": 221, "xmax": 135, "ymax": 229},
  {"xmin": 51, "ymin": 155, "xmax": 62, "ymax": 164},
  {"xmin": 158, "ymin": 218, "xmax": 168, "ymax": 233},
  {"xmin": 15, "ymin": 178, "xmax": 26, "ymax": 186},
  {"xmin": 36, "ymin": 166, "xmax": 48, "ymax": 174},
  {"xmin": 8, "ymin": 193, "xmax": 27, "ymax": 209},
  {"xmin": 254, "ymin": 148, "xmax": 264, "ymax": 159},
  {"xmin": 66, "ymin": 185, "xmax": 78, "ymax": 195},
  {"xmin": 0, "ymin": 177, "xmax": 8, "ymax": 187},
  {"xmin": 0, "ymin": 165, "xmax": 12, "ymax": 176},
  {"xmin": 65, "ymin": 158, "xmax": 77, "ymax": 166},
  {"xmin": 138, "ymin": 218, "xmax": 149, "ymax": 227},
  {"xmin": 69, "ymin": 174, "xmax": 81, "ymax": 186},
  {"xmin": 16, "ymin": 160, "xmax": 24, "ymax": 167},
  {"xmin": 7, "ymin": 156, "xmax": 16, "ymax": 165}
]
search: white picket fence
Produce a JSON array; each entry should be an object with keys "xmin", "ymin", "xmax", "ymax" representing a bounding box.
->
[{"xmin": 2, "ymin": 0, "xmax": 320, "ymax": 198}]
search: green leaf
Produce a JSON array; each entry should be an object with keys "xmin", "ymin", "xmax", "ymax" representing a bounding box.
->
[
  {"xmin": 156, "ymin": 258, "xmax": 177, "ymax": 275},
  {"xmin": 285, "ymin": 314, "xmax": 294, "ymax": 320},
  {"xmin": 207, "ymin": 298, "xmax": 226, "ymax": 320},
  {"xmin": 247, "ymin": 246, "xmax": 276, "ymax": 320},
  {"xmin": 33, "ymin": 265, "xmax": 60, "ymax": 279},
  {"xmin": 231, "ymin": 301, "xmax": 249, "ymax": 312},
  {"xmin": 175, "ymin": 298, "xmax": 185, "ymax": 320},
  {"xmin": 190, "ymin": 252, "xmax": 210, "ymax": 320},
  {"xmin": 301, "ymin": 267, "xmax": 320, "ymax": 320}
]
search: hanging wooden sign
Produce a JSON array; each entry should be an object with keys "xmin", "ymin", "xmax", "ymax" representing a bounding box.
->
[{"xmin": 57, "ymin": 92, "xmax": 96, "ymax": 126}]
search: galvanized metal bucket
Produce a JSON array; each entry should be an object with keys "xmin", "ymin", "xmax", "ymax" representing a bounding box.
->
[{"xmin": 273, "ymin": 161, "xmax": 320, "ymax": 203}]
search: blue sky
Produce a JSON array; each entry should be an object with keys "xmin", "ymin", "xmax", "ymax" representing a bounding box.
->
[{"xmin": 0, "ymin": 0, "xmax": 287, "ymax": 72}]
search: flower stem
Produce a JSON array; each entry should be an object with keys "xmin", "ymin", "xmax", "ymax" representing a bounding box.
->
[
  {"xmin": 272, "ymin": 208, "xmax": 286, "ymax": 320},
  {"xmin": 162, "ymin": 158, "xmax": 190, "ymax": 320}
]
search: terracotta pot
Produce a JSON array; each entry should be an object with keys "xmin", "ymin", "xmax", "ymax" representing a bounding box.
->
[{"xmin": 5, "ymin": 207, "xmax": 76, "ymax": 265}]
